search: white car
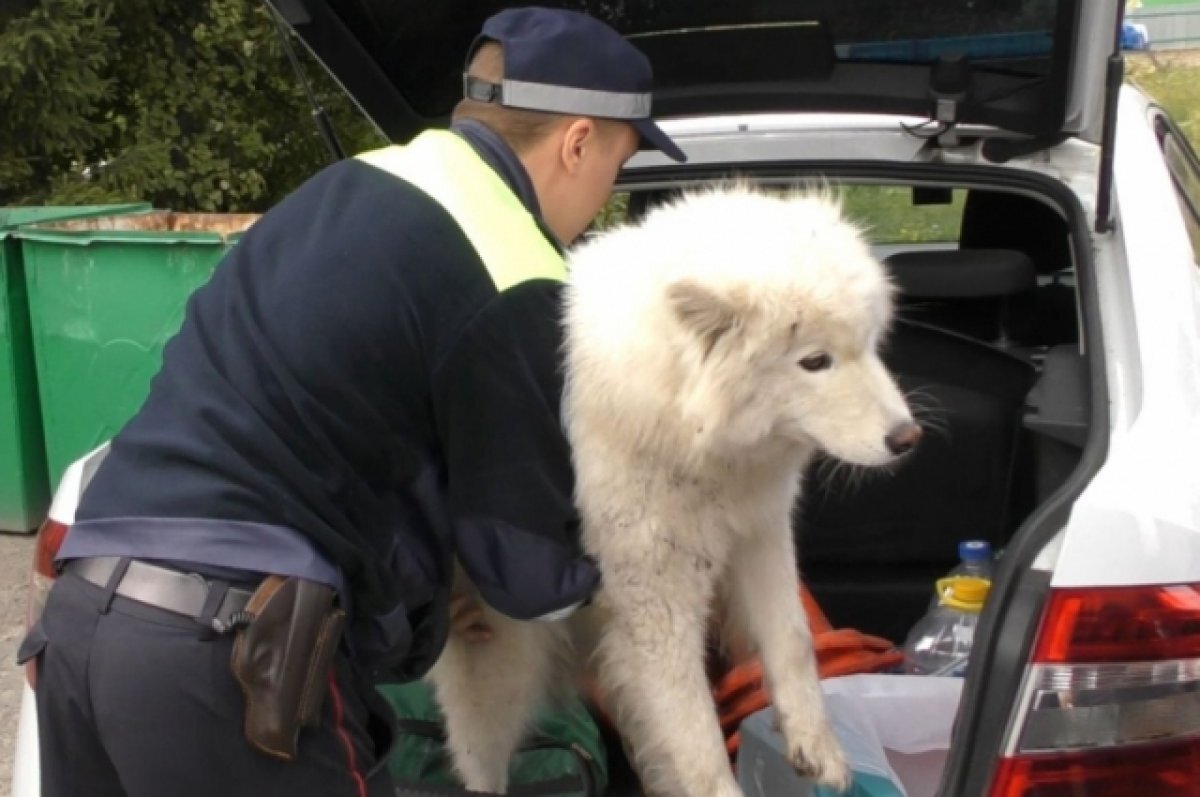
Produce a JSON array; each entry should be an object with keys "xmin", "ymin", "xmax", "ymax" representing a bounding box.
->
[{"xmin": 14, "ymin": 1, "xmax": 1200, "ymax": 795}]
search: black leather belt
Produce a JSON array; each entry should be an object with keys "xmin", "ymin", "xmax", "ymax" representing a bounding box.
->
[{"xmin": 64, "ymin": 556, "xmax": 257, "ymax": 631}]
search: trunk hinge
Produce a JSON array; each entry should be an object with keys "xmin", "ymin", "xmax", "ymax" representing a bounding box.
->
[{"xmin": 1094, "ymin": 9, "xmax": 1126, "ymax": 234}]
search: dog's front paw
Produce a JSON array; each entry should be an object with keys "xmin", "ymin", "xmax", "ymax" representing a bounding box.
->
[{"xmin": 787, "ymin": 727, "xmax": 850, "ymax": 793}]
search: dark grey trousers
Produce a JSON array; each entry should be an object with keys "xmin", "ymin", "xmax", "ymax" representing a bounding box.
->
[{"xmin": 20, "ymin": 570, "xmax": 397, "ymax": 797}]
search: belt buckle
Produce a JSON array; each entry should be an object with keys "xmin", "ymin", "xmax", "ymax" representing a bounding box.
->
[{"xmin": 185, "ymin": 570, "xmax": 214, "ymax": 602}]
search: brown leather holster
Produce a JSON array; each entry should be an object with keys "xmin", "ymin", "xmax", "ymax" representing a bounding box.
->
[{"xmin": 230, "ymin": 575, "xmax": 347, "ymax": 760}]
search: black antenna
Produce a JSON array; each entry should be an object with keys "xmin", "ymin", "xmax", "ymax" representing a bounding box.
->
[{"xmin": 265, "ymin": 1, "xmax": 346, "ymax": 163}]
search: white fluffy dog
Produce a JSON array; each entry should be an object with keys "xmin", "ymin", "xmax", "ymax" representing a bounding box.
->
[{"xmin": 427, "ymin": 186, "xmax": 921, "ymax": 797}]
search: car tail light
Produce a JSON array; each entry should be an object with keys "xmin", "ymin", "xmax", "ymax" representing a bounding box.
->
[
  {"xmin": 990, "ymin": 584, "xmax": 1200, "ymax": 797},
  {"xmin": 991, "ymin": 739, "xmax": 1200, "ymax": 797},
  {"xmin": 1032, "ymin": 585, "xmax": 1200, "ymax": 663},
  {"xmin": 25, "ymin": 518, "xmax": 68, "ymax": 689}
]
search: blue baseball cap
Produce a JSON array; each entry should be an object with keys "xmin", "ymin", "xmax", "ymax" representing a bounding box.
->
[{"xmin": 464, "ymin": 7, "xmax": 687, "ymax": 163}]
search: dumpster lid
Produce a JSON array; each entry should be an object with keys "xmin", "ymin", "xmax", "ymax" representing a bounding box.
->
[
  {"xmin": 0, "ymin": 204, "xmax": 153, "ymax": 236},
  {"xmin": 15, "ymin": 211, "xmax": 260, "ymax": 246}
]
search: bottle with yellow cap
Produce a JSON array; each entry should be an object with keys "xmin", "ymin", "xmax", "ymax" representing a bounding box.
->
[
  {"xmin": 927, "ymin": 540, "xmax": 995, "ymax": 611},
  {"xmin": 903, "ymin": 576, "xmax": 992, "ymax": 677}
]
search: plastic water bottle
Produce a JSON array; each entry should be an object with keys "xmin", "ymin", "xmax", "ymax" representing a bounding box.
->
[
  {"xmin": 929, "ymin": 540, "xmax": 994, "ymax": 610},
  {"xmin": 903, "ymin": 576, "xmax": 990, "ymax": 677},
  {"xmin": 951, "ymin": 540, "xmax": 994, "ymax": 579}
]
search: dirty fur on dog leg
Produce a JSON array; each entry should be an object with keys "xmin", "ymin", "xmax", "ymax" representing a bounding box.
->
[
  {"xmin": 590, "ymin": 556, "xmax": 743, "ymax": 797},
  {"xmin": 427, "ymin": 594, "xmax": 567, "ymax": 793},
  {"xmin": 726, "ymin": 505, "xmax": 850, "ymax": 791}
]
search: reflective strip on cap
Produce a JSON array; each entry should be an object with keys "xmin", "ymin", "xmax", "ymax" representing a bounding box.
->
[{"xmin": 467, "ymin": 75, "xmax": 651, "ymax": 119}]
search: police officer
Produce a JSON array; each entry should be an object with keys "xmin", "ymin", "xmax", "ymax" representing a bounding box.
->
[{"xmin": 21, "ymin": 7, "xmax": 685, "ymax": 796}]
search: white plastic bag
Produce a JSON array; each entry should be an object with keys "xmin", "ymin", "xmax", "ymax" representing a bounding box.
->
[
  {"xmin": 821, "ymin": 674, "xmax": 964, "ymax": 797},
  {"xmin": 738, "ymin": 701, "xmax": 906, "ymax": 797}
]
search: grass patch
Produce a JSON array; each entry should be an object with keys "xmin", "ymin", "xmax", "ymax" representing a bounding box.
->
[
  {"xmin": 1126, "ymin": 53, "xmax": 1200, "ymax": 149},
  {"xmin": 593, "ymin": 186, "xmax": 965, "ymax": 244},
  {"xmin": 839, "ymin": 186, "xmax": 964, "ymax": 244}
]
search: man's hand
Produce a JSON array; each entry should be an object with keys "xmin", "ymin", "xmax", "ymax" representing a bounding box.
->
[{"xmin": 449, "ymin": 592, "xmax": 493, "ymax": 643}]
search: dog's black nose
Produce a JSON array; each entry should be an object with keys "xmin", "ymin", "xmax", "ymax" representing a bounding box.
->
[{"xmin": 886, "ymin": 422, "xmax": 923, "ymax": 455}]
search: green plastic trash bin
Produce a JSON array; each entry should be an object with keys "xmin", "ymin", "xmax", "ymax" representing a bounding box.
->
[
  {"xmin": 18, "ymin": 210, "xmax": 259, "ymax": 491},
  {"xmin": 0, "ymin": 203, "xmax": 151, "ymax": 532}
]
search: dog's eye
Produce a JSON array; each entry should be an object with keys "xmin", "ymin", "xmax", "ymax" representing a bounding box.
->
[{"xmin": 799, "ymin": 353, "xmax": 832, "ymax": 372}]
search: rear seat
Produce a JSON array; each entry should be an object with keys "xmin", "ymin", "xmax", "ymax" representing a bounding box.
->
[
  {"xmin": 799, "ymin": 249, "xmax": 1038, "ymax": 642},
  {"xmin": 885, "ymin": 248, "xmax": 1036, "ymax": 346},
  {"xmin": 958, "ymin": 189, "xmax": 1080, "ymax": 349}
]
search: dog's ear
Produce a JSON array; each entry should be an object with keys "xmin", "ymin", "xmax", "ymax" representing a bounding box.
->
[{"xmin": 668, "ymin": 280, "xmax": 740, "ymax": 359}]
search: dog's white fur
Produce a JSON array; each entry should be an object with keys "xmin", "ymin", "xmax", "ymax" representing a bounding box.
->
[{"xmin": 427, "ymin": 186, "xmax": 917, "ymax": 797}]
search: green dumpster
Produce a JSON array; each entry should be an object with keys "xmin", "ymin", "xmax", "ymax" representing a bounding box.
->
[
  {"xmin": 0, "ymin": 204, "xmax": 151, "ymax": 532},
  {"xmin": 18, "ymin": 211, "xmax": 259, "ymax": 491}
]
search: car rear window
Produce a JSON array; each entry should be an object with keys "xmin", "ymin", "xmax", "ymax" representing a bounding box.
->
[
  {"xmin": 590, "ymin": 185, "xmax": 964, "ymax": 245},
  {"xmin": 841, "ymin": 186, "xmax": 964, "ymax": 244},
  {"xmin": 1156, "ymin": 114, "xmax": 1200, "ymax": 266}
]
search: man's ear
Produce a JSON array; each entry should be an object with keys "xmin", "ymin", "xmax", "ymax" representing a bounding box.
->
[
  {"xmin": 560, "ymin": 118, "xmax": 596, "ymax": 175},
  {"xmin": 668, "ymin": 280, "xmax": 741, "ymax": 359}
]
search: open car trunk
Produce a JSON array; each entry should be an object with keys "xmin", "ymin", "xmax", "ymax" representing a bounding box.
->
[
  {"xmin": 793, "ymin": 182, "xmax": 1086, "ymax": 645},
  {"xmin": 576, "ymin": 160, "xmax": 1103, "ymax": 797},
  {"xmin": 605, "ymin": 162, "xmax": 1094, "ymax": 646},
  {"xmin": 386, "ymin": 158, "xmax": 1103, "ymax": 797}
]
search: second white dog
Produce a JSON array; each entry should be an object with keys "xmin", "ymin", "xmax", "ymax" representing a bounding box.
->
[{"xmin": 427, "ymin": 185, "xmax": 921, "ymax": 797}]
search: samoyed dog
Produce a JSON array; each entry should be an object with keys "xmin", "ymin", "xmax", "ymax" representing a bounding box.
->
[{"xmin": 427, "ymin": 185, "xmax": 921, "ymax": 797}]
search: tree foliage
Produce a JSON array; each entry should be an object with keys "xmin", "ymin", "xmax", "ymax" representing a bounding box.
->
[{"xmin": 0, "ymin": 0, "xmax": 384, "ymax": 212}]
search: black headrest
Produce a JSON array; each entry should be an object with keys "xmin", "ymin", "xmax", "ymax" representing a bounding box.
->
[
  {"xmin": 960, "ymin": 190, "xmax": 1071, "ymax": 275},
  {"xmin": 885, "ymin": 249, "xmax": 1036, "ymax": 299}
]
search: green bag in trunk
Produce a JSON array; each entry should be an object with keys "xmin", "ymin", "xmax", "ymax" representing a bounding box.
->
[{"xmin": 378, "ymin": 680, "xmax": 608, "ymax": 797}]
